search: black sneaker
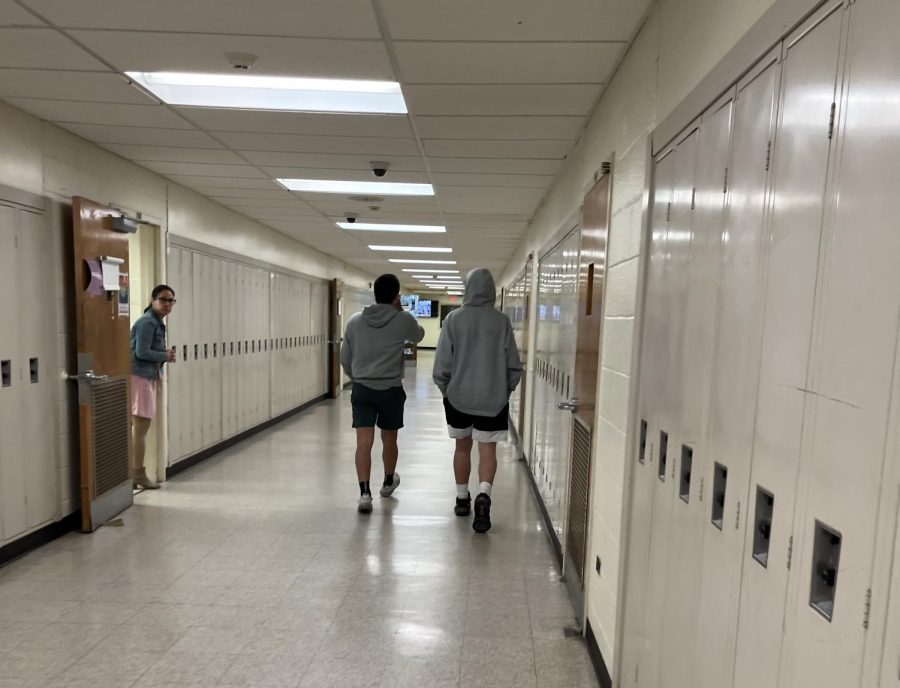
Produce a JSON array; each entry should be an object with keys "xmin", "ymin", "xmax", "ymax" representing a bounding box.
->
[
  {"xmin": 455, "ymin": 493, "xmax": 472, "ymax": 517},
  {"xmin": 472, "ymin": 493, "xmax": 492, "ymax": 533}
]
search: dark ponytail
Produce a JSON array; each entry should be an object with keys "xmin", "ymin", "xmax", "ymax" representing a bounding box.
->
[{"xmin": 145, "ymin": 284, "xmax": 175, "ymax": 313}]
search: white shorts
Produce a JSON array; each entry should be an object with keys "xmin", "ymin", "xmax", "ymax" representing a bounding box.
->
[{"xmin": 447, "ymin": 425, "xmax": 508, "ymax": 443}]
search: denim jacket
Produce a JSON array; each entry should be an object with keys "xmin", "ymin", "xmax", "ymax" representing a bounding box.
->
[{"xmin": 130, "ymin": 310, "xmax": 168, "ymax": 380}]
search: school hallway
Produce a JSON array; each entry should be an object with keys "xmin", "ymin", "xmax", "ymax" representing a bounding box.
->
[{"xmin": 0, "ymin": 354, "xmax": 596, "ymax": 688}]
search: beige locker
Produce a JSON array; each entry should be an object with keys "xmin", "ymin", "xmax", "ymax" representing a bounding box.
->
[
  {"xmin": 620, "ymin": 142, "xmax": 676, "ymax": 688},
  {"xmin": 732, "ymin": 5, "xmax": 847, "ymax": 686},
  {"xmin": 221, "ymin": 260, "xmax": 237, "ymax": 439},
  {"xmin": 165, "ymin": 247, "xmax": 183, "ymax": 461},
  {"xmin": 18, "ymin": 208, "xmax": 57, "ymax": 529},
  {"xmin": 691, "ymin": 51, "xmax": 781, "ymax": 688},
  {"xmin": 0, "ymin": 205, "xmax": 27, "ymax": 541},
  {"xmin": 779, "ymin": 0, "xmax": 900, "ymax": 682}
]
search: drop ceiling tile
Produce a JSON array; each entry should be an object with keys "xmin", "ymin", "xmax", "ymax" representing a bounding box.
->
[
  {"xmin": 217, "ymin": 132, "xmax": 420, "ymax": 155},
  {"xmin": 302, "ymin": 194, "xmax": 439, "ymax": 211},
  {"xmin": 427, "ymin": 157, "xmax": 562, "ymax": 175},
  {"xmin": 59, "ymin": 122, "xmax": 220, "ymax": 147},
  {"xmin": 424, "ymin": 139, "xmax": 570, "ymax": 159},
  {"xmin": 141, "ymin": 161, "xmax": 266, "ymax": 178},
  {"xmin": 444, "ymin": 212, "xmax": 531, "ymax": 224},
  {"xmin": 102, "ymin": 145, "xmax": 244, "ymax": 164},
  {"xmin": 396, "ymin": 42, "xmax": 621, "ymax": 84},
  {"xmin": 3, "ymin": 98, "xmax": 193, "ymax": 128},
  {"xmin": 0, "ymin": 69, "xmax": 151, "ymax": 103},
  {"xmin": 429, "ymin": 172, "xmax": 553, "ymax": 188},
  {"xmin": 405, "ymin": 84, "xmax": 601, "ymax": 116},
  {"xmin": 261, "ymin": 166, "xmax": 429, "ymax": 184},
  {"xmin": 241, "ymin": 151, "xmax": 425, "ymax": 171},
  {"xmin": 179, "ymin": 109, "xmax": 413, "ymax": 137},
  {"xmin": 381, "ymin": 0, "xmax": 651, "ymax": 41},
  {"xmin": 72, "ymin": 30, "xmax": 393, "ymax": 80},
  {"xmin": 321, "ymin": 210, "xmax": 444, "ymax": 225},
  {"xmin": 0, "ymin": 0, "xmax": 41, "ymax": 25},
  {"xmin": 211, "ymin": 197, "xmax": 318, "ymax": 209},
  {"xmin": 166, "ymin": 175, "xmax": 284, "ymax": 190},
  {"xmin": 414, "ymin": 115, "xmax": 583, "ymax": 140},
  {"xmin": 0, "ymin": 28, "xmax": 107, "ymax": 69},
  {"xmin": 23, "ymin": 0, "xmax": 381, "ymax": 38}
]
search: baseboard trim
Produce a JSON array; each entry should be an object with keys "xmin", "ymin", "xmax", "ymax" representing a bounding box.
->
[
  {"xmin": 417, "ymin": 346, "xmax": 436, "ymax": 351},
  {"xmin": 0, "ymin": 512, "xmax": 81, "ymax": 570},
  {"xmin": 167, "ymin": 394, "xmax": 329, "ymax": 480},
  {"xmin": 521, "ymin": 453, "xmax": 563, "ymax": 568},
  {"xmin": 586, "ymin": 619, "xmax": 613, "ymax": 688}
]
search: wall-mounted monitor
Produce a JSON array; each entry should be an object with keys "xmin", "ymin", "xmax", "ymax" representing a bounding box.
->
[{"xmin": 415, "ymin": 299, "xmax": 438, "ymax": 318}]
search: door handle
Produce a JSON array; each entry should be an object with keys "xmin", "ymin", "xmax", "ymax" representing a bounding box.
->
[
  {"xmin": 557, "ymin": 398, "xmax": 578, "ymax": 412},
  {"xmin": 65, "ymin": 369, "xmax": 109, "ymax": 382}
]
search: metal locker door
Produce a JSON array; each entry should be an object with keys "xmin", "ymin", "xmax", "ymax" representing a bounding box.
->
[
  {"xmin": 0, "ymin": 204, "xmax": 26, "ymax": 540},
  {"xmin": 236, "ymin": 264, "xmax": 247, "ymax": 432},
  {"xmin": 165, "ymin": 247, "xmax": 181, "ymax": 461},
  {"xmin": 781, "ymin": 0, "xmax": 900, "ymax": 683},
  {"xmin": 210, "ymin": 257, "xmax": 223, "ymax": 443},
  {"xmin": 733, "ymin": 5, "xmax": 846, "ymax": 687},
  {"xmin": 620, "ymin": 145, "xmax": 676, "ymax": 688},
  {"xmin": 18, "ymin": 207, "xmax": 58, "ymax": 528},
  {"xmin": 221, "ymin": 260, "xmax": 233, "ymax": 439},
  {"xmin": 190, "ymin": 252, "xmax": 203, "ymax": 452},
  {"xmin": 641, "ymin": 130, "xmax": 698, "ymax": 688},
  {"xmin": 660, "ymin": 95, "xmax": 734, "ymax": 685},
  {"xmin": 692, "ymin": 51, "xmax": 781, "ymax": 688}
]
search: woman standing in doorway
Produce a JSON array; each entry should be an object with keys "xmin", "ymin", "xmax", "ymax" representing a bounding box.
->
[{"xmin": 130, "ymin": 284, "xmax": 176, "ymax": 489}]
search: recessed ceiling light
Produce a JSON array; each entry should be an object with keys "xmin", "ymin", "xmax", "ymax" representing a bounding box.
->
[
  {"xmin": 389, "ymin": 259, "xmax": 457, "ymax": 265},
  {"xmin": 126, "ymin": 71, "xmax": 407, "ymax": 114},
  {"xmin": 278, "ymin": 179, "xmax": 434, "ymax": 196},
  {"xmin": 336, "ymin": 222, "xmax": 446, "ymax": 233},
  {"xmin": 370, "ymin": 246, "xmax": 452, "ymax": 253},
  {"xmin": 401, "ymin": 268, "xmax": 459, "ymax": 273}
]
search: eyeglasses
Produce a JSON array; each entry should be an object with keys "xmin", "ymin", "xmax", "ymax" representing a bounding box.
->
[{"xmin": 156, "ymin": 297, "xmax": 177, "ymax": 304}]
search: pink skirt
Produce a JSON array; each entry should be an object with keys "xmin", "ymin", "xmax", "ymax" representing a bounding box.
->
[{"xmin": 130, "ymin": 375, "xmax": 158, "ymax": 419}]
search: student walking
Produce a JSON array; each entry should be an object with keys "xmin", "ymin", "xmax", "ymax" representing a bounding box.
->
[
  {"xmin": 129, "ymin": 284, "xmax": 177, "ymax": 490},
  {"xmin": 433, "ymin": 268, "xmax": 522, "ymax": 533},
  {"xmin": 341, "ymin": 274, "xmax": 425, "ymax": 513}
]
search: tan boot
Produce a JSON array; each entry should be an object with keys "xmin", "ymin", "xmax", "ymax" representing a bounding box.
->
[{"xmin": 133, "ymin": 468, "xmax": 160, "ymax": 490}]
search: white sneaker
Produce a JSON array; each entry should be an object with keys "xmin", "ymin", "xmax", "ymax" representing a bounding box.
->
[
  {"xmin": 379, "ymin": 473, "xmax": 401, "ymax": 498},
  {"xmin": 358, "ymin": 494, "xmax": 373, "ymax": 513}
]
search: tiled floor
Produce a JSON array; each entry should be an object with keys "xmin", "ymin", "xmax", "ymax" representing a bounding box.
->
[{"xmin": 0, "ymin": 354, "xmax": 598, "ymax": 687}]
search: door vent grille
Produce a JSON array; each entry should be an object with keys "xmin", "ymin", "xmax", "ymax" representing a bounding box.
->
[
  {"xmin": 91, "ymin": 377, "xmax": 129, "ymax": 497},
  {"xmin": 566, "ymin": 417, "xmax": 592, "ymax": 586}
]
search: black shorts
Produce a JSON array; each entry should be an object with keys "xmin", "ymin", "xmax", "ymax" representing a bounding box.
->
[
  {"xmin": 443, "ymin": 398, "xmax": 509, "ymax": 443},
  {"xmin": 351, "ymin": 383, "xmax": 406, "ymax": 430}
]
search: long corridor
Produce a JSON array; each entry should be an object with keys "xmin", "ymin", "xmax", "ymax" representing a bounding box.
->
[{"xmin": 0, "ymin": 355, "xmax": 596, "ymax": 688}]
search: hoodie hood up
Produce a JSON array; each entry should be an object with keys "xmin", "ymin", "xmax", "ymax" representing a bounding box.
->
[
  {"xmin": 463, "ymin": 268, "xmax": 496, "ymax": 307},
  {"xmin": 361, "ymin": 303, "xmax": 400, "ymax": 328}
]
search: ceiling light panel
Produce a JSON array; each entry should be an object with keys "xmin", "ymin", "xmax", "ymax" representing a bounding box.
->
[
  {"xmin": 401, "ymin": 268, "xmax": 459, "ymax": 273},
  {"xmin": 277, "ymin": 179, "xmax": 434, "ymax": 195},
  {"xmin": 337, "ymin": 222, "xmax": 446, "ymax": 233},
  {"xmin": 369, "ymin": 245, "xmax": 452, "ymax": 253},
  {"xmin": 126, "ymin": 72, "xmax": 408, "ymax": 114},
  {"xmin": 389, "ymin": 259, "xmax": 457, "ymax": 265}
]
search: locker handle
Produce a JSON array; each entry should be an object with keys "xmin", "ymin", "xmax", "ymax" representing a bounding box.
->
[
  {"xmin": 818, "ymin": 566, "xmax": 837, "ymax": 588},
  {"xmin": 2, "ymin": 360, "xmax": 11, "ymax": 387}
]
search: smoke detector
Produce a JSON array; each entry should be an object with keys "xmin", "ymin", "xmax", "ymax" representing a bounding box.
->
[{"xmin": 225, "ymin": 52, "xmax": 258, "ymax": 71}]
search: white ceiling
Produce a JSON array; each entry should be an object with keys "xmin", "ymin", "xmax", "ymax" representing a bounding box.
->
[{"xmin": 0, "ymin": 0, "xmax": 651, "ymax": 285}]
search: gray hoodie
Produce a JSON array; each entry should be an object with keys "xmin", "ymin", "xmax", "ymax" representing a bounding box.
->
[
  {"xmin": 433, "ymin": 268, "xmax": 523, "ymax": 417},
  {"xmin": 341, "ymin": 304, "xmax": 425, "ymax": 390}
]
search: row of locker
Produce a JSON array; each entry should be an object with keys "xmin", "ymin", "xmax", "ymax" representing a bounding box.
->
[
  {"xmin": 528, "ymin": 230, "xmax": 581, "ymax": 544},
  {"xmin": 0, "ymin": 202, "xmax": 59, "ymax": 544},
  {"xmin": 165, "ymin": 247, "xmax": 329, "ymax": 464},
  {"xmin": 622, "ymin": 1, "xmax": 900, "ymax": 686}
]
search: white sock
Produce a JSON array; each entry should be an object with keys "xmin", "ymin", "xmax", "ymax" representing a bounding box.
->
[
  {"xmin": 479, "ymin": 481, "xmax": 492, "ymax": 497},
  {"xmin": 456, "ymin": 484, "xmax": 470, "ymax": 498}
]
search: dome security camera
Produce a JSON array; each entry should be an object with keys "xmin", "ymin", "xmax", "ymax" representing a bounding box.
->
[
  {"xmin": 371, "ymin": 161, "xmax": 389, "ymax": 178},
  {"xmin": 345, "ymin": 214, "xmax": 358, "ymax": 223}
]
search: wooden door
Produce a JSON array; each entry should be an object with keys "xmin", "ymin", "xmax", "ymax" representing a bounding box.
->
[
  {"xmin": 72, "ymin": 197, "xmax": 133, "ymax": 532},
  {"xmin": 328, "ymin": 278, "xmax": 343, "ymax": 399},
  {"xmin": 563, "ymin": 173, "xmax": 611, "ymax": 591}
]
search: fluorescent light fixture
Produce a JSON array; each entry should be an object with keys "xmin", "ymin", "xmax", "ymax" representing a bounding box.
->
[
  {"xmin": 389, "ymin": 259, "xmax": 457, "ymax": 265},
  {"xmin": 369, "ymin": 245, "xmax": 452, "ymax": 253},
  {"xmin": 277, "ymin": 179, "xmax": 433, "ymax": 196},
  {"xmin": 337, "ymin": 222, "xmax": 445, "ymax": 233},
  {"xmin": 448, "ymin": 291, "xmax": 463, "ymax": 295},
  {"xmin": 434, "ymin": 276, "xmax": 462, "ymax": 280},
  {"xmin": 126, "ymin": 71, "xmax": 407, "ymax": 114},
  {"xmin": 401, "ymin": 268, "xmax": 459, "ymax": 273}
]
